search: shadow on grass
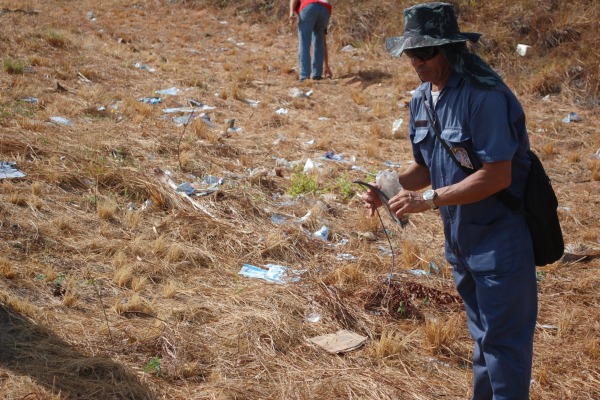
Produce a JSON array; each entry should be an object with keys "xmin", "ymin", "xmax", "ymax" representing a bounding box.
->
[
  {"xmin": 0, "ymin": 303, "xmax": 155, "ymax": 399},
  {"xmin": 339, "ymin": 69, "xmax": 393, "ymax": 89}
]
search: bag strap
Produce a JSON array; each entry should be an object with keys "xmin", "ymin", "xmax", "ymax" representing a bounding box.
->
[{"xmin": 420, "ymin": 89, "xmax": 522, "ymax": 212}]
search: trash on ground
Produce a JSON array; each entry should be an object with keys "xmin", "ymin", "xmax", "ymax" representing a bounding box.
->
[
  {"xmin": 0, "ymin": 162, "xmax": 27, "ymax": 179},
  {"xmin": 155, "ymin": 87, "xmax": 180, "ymax": 96},
  {"xmin": 134, "ymin": 62, "xmax": 155, "ymax": 73},
  {"xmin": 306, "ymin": 312, "xmax": 321, "ymax": 323},
  {"xmin": 408, "ymin": 269, "xmax": 428, "ymax": 276},
  {"xmin": 202, "ymin": 175, "xmax": 224, "ymax": 185},
  {"xmin": 86, "ymin": 11, "xmax": 96, "ymax": 20},
  {"xmin": 536, "ymin": 323, "xmax": 559, "ymax": 330},
  {"xmin": 516, "ymin": 44, "xmax": 531, "ymax": 56},
  {"xmin": 275, "ymin": 108, "xmax": 289, "ymax": 115},
  {"xmin": 592, "ymin": 148, "xmax": 600, "ymax": 159},
  {"xmin": 313, "ymin": 225, "xmax": 329, "ymax": 241},
  {"xmin": 384, "ymin": 160, "xmax": 402, "ymax": 168},
  {"xmin": 560, "ymin": 243, "xmax": 600, "ymax": 264},
  {"xmin": 289, "ymin": 87, "xmax": 309, "ymax": 98},
  {"xmin": 322, "ymin": 150, "xmax": 344, "ymax": 162},
  {"xmin": 392, "ymin": 118, "xmax": 403, "ymax": 137},
  {"xmin": 562, "ymin": 112, "xmax": 582, "ymax": 123},
  {"xmin": 341, "ymin": 45, "xmax": 357, "ymax": 52},
  {"xmin": 238, "ymin": 263, "xmax": 302, "ymax": 284},
  {"xmin": 427, "ymin": 261, "xmax": 440, "ymax": 274},
  {"xmin": 271, "ymin": 214, "xmax": 287, "ymax": 224},
  {"xmin": 176, "ymin": 182, "xmax": 196, "ymax": 195},
  {"xmin": 244, "ymin": 99, "xmax": 260, "ymax": 107},
  {"xmin": 20, "ymin": 97, "xmax": 39, "ymax": 105},
  {"xmin": 337, "ymin": 253, "xmax": 357, "ymax": 261},
  {"xmin": 138, "ymin": 97, "xmax": 162, "ymax": 104},
  {"xmin": 50, "ymin": 116, "xmax": 73, "ymax": 125},
  {"xmin": 227, "ymin": 37, "xmax": 244, "ymax": 46},
  {"xmin": 308, "ymin": 329, "xmax": 367, "ymax": 353},
  {"xmin": 173, "ymin": 115, "xmax": 196, "ymax": 126},
  {"xmin": 351, "ymin": 165, "xmax": 369, "ymax": 173}
]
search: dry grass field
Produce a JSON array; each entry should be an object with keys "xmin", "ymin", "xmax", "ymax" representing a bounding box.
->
[{"xmin": 0, "ymin": 0, "xmax": 599, "ymax": 399}]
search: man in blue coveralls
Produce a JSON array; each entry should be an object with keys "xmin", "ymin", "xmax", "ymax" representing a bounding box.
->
[{"xmin": 363, "ymin": 3, "xmax": 537, "ymax": 399}]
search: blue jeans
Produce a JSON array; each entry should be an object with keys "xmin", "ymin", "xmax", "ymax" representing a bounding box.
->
[{"xmin": 298, "ymin": 3, "xmax": 330, "ymax": 80}]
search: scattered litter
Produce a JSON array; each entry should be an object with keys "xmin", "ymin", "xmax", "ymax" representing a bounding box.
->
[
  {"xmin": 542, "ymin": 95, "xmax": 550, "ymax": 102},
  {"xmin": 275, "ymin": 108, "xmax": 289, "ymax": 115},
  {"xmin": 155, "ymin": 87, "xmax": 180, "ymax": 96},
  {"xmin": 408, "ymin": 269, "xmax": 428, "ymax": 276},
  {"xmin": 562, "ymin": 112, "xmax": 582, "ymax": 123},
  {"xmin": 306, "ymin": 139, "xmax": 315, "ymax": 145},
  {"xmin": 138, "ymin": 97, "xmax": 162, "ymax": 105},
  {"xmin": 227, "ymin": 37, "xmax": 244, "ymax": 46},
  {"xmin": 427, "ymin": 357, "xmax": 451, "ymax": 368},
  {"xmin": 303, "ymin": 158, "xmax": 315, "ymax": 172},
  {"xmin": 0, "ymin": 162, "xmax": 26, "ymax": 179},
  {"xmin": 427, "ymin": 261, "xmax": 440, "ymax": 274},
  {"xmin": 351, "ymin": 165, "xmax": 369, "ymax": 173},
  {"xmin": 244, "ymin": 99, "xmax": 260, "ymax": 107},
  {"xmin": 306, "ymin": 312, "xmax": 321, "ymax": 323},
  {"xmin": 336, "ymin": 253, "xmax": 357, "ymax": 261},
  {"xmin": 558, "ymin": 206, "xmax": 572, "ymax": 212},
  {"xmin": 238, "ymin": 263, "xmax": 301, "ymax": 284},
  {"xmin": 341, "ymin": 44, "xmax": 357, "ymax": 52},
  {"xmin": 392, "ymin": 118, "xmax": 404, "ymax": 137},
  {"xmin": 86, "ymin": 11, "xmax": 96, "ymax": 20},
  {"xmin": 308, "ymin": 329, "xmax": 367, "ymax": 353},
  {"xmin": 50, "ymin": 116, "xmax": 73, "ymax": 125},
  {"xmin": 133, "ymin": 62, "xmax": 155, "ymax": 73},
  {"xmin": 200, "ymin": 113, "xmax": 216, "ymax": 128},
  {"xmin": 322, "ymin": 150, "xmax": 344, "ymax": 162},
  {"xmin": 289, "ymin": 87, "xmax": 309, "ymax": 98},
  {"xmin": 163, "ymin": 107, "xmax": 194, "ymax": 114},
  {"xmin": 313, "ymin": 225, "xmax": 329, "ymax": 241},
  {"xmin": 176, "ymin": 182, "xmax": 195, "ymax": 195},
  {"xmin": 384, "ymin": 160, "xmax": 402, "ymax": 168},
  {"xmin": 271, "ymin": 214, "xmax": 287, "ymax": 224},
  {"xmin": 516, "ymin": 44, "xmax": 531, "ymax": 56},
  {"xmin": 298, "ymin": 211, "xmax": 311, "ymax": 223},
  {"xmin": 536, "ymin": 323, "xmax": 559, "ymax": 330},
  {"xmin": 202, "ymin": 175, "xmax": 224, "ymax": 185},
  {"xmin": 173, "ymin": 115, "xmax": 196, "ymax": 126},
  {"xmin": 20, "ymin": 97, "xmax": 38, "ymax": 105},
  {"xmin": 318, "ymin": 116, "xmax": 329, "ymax": 121},
  {"xmin": 560, "ymin": 243, "xmax": 600, "ymax": 264}
]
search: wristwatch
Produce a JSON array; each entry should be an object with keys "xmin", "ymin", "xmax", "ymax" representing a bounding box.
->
[{"xmin": 422, "ymin": 189, "xmax": 439, "ymax": 210}]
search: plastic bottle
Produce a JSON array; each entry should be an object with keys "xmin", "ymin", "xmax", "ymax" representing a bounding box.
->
[
  {"xmin": 375, "ymin": 169, "xmax": 409, "ymax": 226},
  {"xmin": 376, "ymin": 169, "xmax": 402, "ymax": 199}
]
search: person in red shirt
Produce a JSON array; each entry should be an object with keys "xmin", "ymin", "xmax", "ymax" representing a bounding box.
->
[{"xmin": 289, "ymin": 0, "xmax": 333, "ymax": 81}]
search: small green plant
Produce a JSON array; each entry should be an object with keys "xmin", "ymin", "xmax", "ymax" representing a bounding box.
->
[
  {"xmin": 143, "ymin": 356, "xmax": 161, "ymax": 376},
  {"xmin": 3, "ymin": 58, "xmax": 25, "ymax": 74},
  {"xmin": 45, "ymin": 30, "xmax": 66, "ymax": 47},
  {"xmin": 335, "ymin": 173, "xmax": 355, "ymax": 201},
  {"xmin": 287, "ymin": 172, "xmax": 319, "ymax": 197},
  {"xmin": 396, "ymin": 302, "xmax": 407, "ymax": 318}
]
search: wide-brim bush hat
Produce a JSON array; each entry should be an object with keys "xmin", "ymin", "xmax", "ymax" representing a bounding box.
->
[{"xmin": 385, "ymin": 2, "xmax": 482, "ymax": 58}]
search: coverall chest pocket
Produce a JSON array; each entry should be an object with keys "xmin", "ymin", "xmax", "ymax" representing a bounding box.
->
[
  {"xmin": 412, "ymin": 127, "xmax": 431, "ymax": 167},
  {"xmin": 440, "ymin": 128, "xmax": 478, "ymax": 171}
]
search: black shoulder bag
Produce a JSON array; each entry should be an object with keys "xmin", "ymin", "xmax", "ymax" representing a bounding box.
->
[{"xmin": 421, "ymin": 90, "xmax": 564, "ymax": 266}]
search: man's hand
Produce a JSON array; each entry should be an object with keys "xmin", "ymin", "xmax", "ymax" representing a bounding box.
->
[
  {"xmin": 361, "ymin": 184, "xmax": 383, "ymax": 217},
  {"xmin": 388, "ymin": 190, "xmax": 431, "ymax": 220},
  {"xmin": 324, "ymin": 65, "xmax": 332, "ymax": 79}
]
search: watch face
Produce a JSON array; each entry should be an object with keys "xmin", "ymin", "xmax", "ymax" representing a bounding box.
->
[{"xmin": 423, "ymin": 189, "xmax": 435, "ymax": 201}]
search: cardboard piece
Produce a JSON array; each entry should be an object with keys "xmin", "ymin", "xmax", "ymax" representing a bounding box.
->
[{"xmin": 308, "ymin": 329, "xmax": 367, "ymax": 353}]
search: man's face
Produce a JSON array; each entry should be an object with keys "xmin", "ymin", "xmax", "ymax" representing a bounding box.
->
[{"xmin": 404, "ymin": 46, "xmax": 452, "ymax": 86}]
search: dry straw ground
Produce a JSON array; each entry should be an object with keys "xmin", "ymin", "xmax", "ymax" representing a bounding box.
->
[{"xmin": 0, "ymin": 0, "xmax": 599, "ymax": 399}]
